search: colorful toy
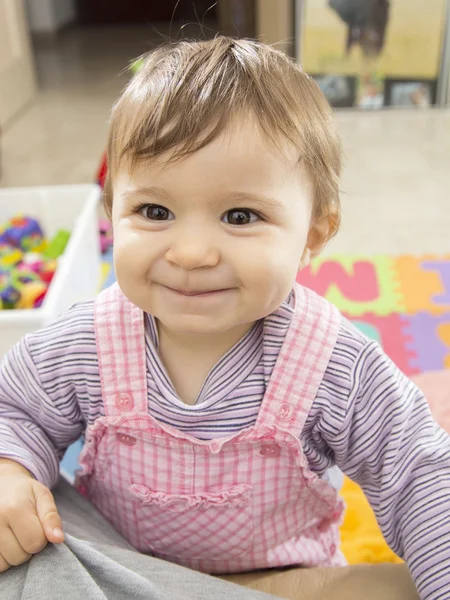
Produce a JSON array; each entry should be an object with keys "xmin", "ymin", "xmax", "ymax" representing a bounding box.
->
[
  {"xmin": 0, "ymin": 226, "xmax": 11, "ymax": 246},
  {"xmin": 19, "ymin": 253, "xmax": 45, "ymax": 273},
  {"xmin": 0, "ymin": 243, "xmax": 23, "ymax": 268},
  {"xmin": 43, "ymin": 230, "xmax": 70, "ymax": 259},
  {"xmin": 12, "ymin": 268, "xmax": 40, "ymax": 285},
  {"xmin": 39, "ymin": 259, "xmax": 57, "ymax": 284},
  {"xmin": 0, "ymin": 216, "xmax": 46, "ymax": 252},
  {"xmin": 0, "ymin": 285, "xmax": 21, "ymax": 309},
  {"xmin": 16, "ymin": 281, "xmax": 48, "ymax": 309},
  {"xmin": 0, "ymin": 267, "xmax": 11, "ymax": 289},
  {"xmin": 99, "ymin": 218, "xmax": 113, "ymax": 254},
  {"xmin": 0, "ymin": 215, "xmax": 71, "ymax": 310},
  {"xmin": 131, "ymin": 57, "xmax": 144, "ymax": 74}
]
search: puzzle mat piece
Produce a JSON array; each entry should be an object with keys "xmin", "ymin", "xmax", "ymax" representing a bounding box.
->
[
  {"xmin": 99, "ymin": 262, "xmax": 111, "ymax": 290},
  {"xmin": 348, "ymin": 313, "xmax": 419, "ymax": 376},
  {"xmin": 413, "ymin": 371, "xmax": 450, "ymax": 434},
  {"xmin": 402, "ymin": 312, "xmax": 450, "ymax": 372},
  {"xmin": 298, "ymin": 255, "xmax": 403, "ymax": 317},
  {"xmin": 101, "ymin": 246, "xmax": 116, "ymax": 289},
  {"xmin": 394, "ymin": 255, "xmax": 450, "ymax": 315}
]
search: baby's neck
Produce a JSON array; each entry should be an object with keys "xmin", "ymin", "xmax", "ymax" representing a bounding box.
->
[
  {"xmin": 156, "ymin": 321, "xmax": 256, "ymax": 405},
  {"xmin": 156, "ymin": 320, "xmax": 255, "ymax": 360}
]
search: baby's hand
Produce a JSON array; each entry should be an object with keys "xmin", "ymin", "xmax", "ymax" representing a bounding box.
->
[{"xmin": 0, "ymin": 459, "xmax": 64, "ymax": 572}]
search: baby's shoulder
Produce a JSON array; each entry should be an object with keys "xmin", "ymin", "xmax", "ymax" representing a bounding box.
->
[
  {"xmin": 318, "ymin": 313, "xmax": 377, "ymax": 392},
  {"xmin": 297, "ymin": 285, "xmax": 370, "ymax": 345},
  {"xmin": 297, "ymin": 284, "xmax": 372, "ymax": 353},
  {"xmin": 25, "ymin": 298, "xmax": 96, "ymax": 363},
  {"xmin": 335, "ymin": 314, "xmax": 372, "ymax": 351}
]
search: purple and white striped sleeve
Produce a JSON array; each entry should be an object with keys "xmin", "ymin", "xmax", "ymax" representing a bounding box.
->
[
  {"xmin": 323, "ymin": 340, "xmax": 450, "ymax": 599},
  {"xmin": 0, "ymin": 308, "xmax": 91, "ymax": 488}
]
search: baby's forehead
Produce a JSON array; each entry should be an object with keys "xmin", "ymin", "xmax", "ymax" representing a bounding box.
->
[
  {"xmin": 114, "ymin": 137, "xmax": 313, "ymax": 221},
  {"xmin": 118, "ymin": 137, "xmax": 305, "ymax": 196},
  {"xmin": 120, "ymin": 117, "xmax": 302, "ymax": 178}
]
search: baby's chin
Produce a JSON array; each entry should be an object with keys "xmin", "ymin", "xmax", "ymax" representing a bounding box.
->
[
  {"xmin": 155, "ymin": 311, "xmax": 260, "ymax": 340},
  {"xmin": 156, "ymin": 314, "xmax": 238, "ymax": 336}
]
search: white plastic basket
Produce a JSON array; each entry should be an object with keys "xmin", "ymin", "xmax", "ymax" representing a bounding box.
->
[{"xmin": 0, "ymin": 184, "xmax": 102, "ymax": 358}]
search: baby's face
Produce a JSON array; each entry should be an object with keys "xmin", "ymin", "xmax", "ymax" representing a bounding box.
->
[{"xmin": 112, "ymin": 119, "xmax": 314, "ymax": 337}]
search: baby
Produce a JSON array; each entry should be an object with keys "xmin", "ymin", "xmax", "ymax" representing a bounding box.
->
[{"xmin": 0, "ymin": 38, "xmax": 449, "ymax": 599}]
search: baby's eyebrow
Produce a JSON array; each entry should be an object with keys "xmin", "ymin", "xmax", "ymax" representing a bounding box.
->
[
  {"xmin": 217, "ymin": 192, "xmax": 284, "ymax": 212},
  {"xmin": 123, "ymin": 186, "xmax": 171, "ymax": 203},
  {"xmin": 122, "ymin": 187, "xmax": 283, "ymax": 212}
]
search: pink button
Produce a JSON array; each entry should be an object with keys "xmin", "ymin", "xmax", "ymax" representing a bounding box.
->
[
  {"xmin": 259, "ymin": 444, "xmax": 281, "ymax": 458},
  {"xmin": 115, "ymin": 392, "xmax": 134, "ymax": 410},
  {"xmin": 277, "ymin": 403, "xmax": 294, "ymax": 421},
  {"xmin": 78, "ymin": 485, "xmax": 88, "ymax": 497},
  {"xmin": 210, "ymin": 441, "xmax": 221, "ymax": 453},
  {"xmin": 117, "ymin": 433, "xmax": 137, "ymax": 446},
  {"xmin": 317, "ymin": 519, "xmax": 330, "ymax": 533}
]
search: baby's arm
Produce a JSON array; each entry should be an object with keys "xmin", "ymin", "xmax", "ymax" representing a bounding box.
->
[
  {"xmin": 318, "ymin": 340, "xmax": 450, "ymax": 599},
  {"xmin": 0, "ymin": 305, "xmax": 92, "ymax": 571},
  {"xmin": 222, "ymin": 563, "xmax": 419, "ymax": 600},
  {"xmin": 0, "ymin": 334, "xmax": 85, "ymax": 488}
]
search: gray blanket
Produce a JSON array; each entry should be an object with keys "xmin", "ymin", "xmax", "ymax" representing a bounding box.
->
[{"xmin": 0, "ymin": 478, "xmax": 277, "ymax": 599}]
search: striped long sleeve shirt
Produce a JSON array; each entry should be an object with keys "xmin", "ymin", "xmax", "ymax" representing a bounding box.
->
[{"xmin": 0, "ymin": 292, "xmax": 449, "ymax": 598}]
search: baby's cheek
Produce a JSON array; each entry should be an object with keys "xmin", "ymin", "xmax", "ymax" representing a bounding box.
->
[
  {"xmin": 112, "ymin": 242, "xmax": 126, "ymax": 275},
  {"xmin": 264, "ymin": 251, "xmax": 300, "ymax": 293},
  {"xmin": 113, "ymin": 242, "xmax": 141, "ymax": 284}
]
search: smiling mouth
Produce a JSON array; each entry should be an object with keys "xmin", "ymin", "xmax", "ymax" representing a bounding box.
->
[{"xmin": 162, "ymin": 285, "xmax": 230, "ymax": 297}]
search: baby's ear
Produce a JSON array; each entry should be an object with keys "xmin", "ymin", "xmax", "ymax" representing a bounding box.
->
[
  {"xmin": 298, "ymin": 208, "xmax": 339, "ymax": 270},
  {"xmin": 298, "ymin": 247, "xmax": 311, "ymax": 270},
  {"xmin": 307, "ymin": 208, "xmax": 339, "ymax": 259}
]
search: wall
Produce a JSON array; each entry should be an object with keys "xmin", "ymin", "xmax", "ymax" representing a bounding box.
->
[
  {"xmin": 441, "ymin": 0, "xmax": 450, "ymax": 104},
  {"xmin": 25, "ymin": 0, "xmax": 76, "ymax": 33},
  {"xmin": 217, "ymin": 0, "xmax": 256, "ymax": 38},
  {"xmin": 53, "ymin": 0, "xmax": 76, "ymax": 28},
  {"xmin": 256, "ymin": 0, "xmax": 294, "ymax": 56}
]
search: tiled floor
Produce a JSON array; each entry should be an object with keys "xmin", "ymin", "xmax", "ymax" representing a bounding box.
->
[{"xmin": 1, "ymin": 24, "xmax": 449, "ymax": 256}]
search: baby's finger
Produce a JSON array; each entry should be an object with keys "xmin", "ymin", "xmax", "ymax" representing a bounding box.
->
[
  {"xmin": 0, "ymin": 553, "xmax": 11, "ymax": 573},
  {"xmin": 10, "ymin": 511, "xmax": 48, "ymax": 555},
  {"xmin": 0, "ymin": 528, "xmax": 31, "ymax": 566},
  {"xmin": 33, "ymin": 485, "xmax": 64, "ymax": 544}
]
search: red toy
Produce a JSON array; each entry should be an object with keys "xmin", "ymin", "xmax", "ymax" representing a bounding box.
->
[{"xmin": 99, "ymin": 218, "xmax": 113, "ymax": 254}]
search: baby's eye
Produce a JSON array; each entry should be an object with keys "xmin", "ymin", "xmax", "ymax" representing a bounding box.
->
[
  {"xmin": 139, "ymin": 204, "xmax": 174, "ymax": 221},
  {"xmin": 222, "ymin": 209, "xmax": 261, "ymax": 226}
]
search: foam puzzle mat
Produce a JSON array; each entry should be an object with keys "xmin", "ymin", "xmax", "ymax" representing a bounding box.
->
[{"xmin": 296, "ymin": 254, "xmax": 450, "ymax": 375}]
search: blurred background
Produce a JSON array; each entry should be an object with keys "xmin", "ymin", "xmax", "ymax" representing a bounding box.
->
[{"xmin": 0, "ymin": 0, "xmax": 449, "ymax": 255}]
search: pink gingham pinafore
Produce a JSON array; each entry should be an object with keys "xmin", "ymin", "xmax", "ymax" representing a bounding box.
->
[{"xmin": 75, "ymin": 282, "xmax": 346, "ymax": 574}]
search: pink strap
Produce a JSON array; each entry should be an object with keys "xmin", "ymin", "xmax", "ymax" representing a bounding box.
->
[
  {"xmin": 256, "ymin": 283, "xmax": 341, "ymax": 438},
  {"xmin": 95, "ymin": 282, "xmax": 340, "ymax": 430},
  {"xmin": 95, "ymin": 283, "xmax": 148, "ymax": 417}
]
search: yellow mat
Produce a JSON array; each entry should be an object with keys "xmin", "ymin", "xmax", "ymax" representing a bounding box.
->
[{"xmin": 340, "ymin": 476, "xmax": 402, "ymax": 564}]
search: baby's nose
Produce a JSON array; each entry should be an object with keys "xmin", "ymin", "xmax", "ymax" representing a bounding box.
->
[{"xmin": 165, "ymin": 232, "xmax": 220, "ymax": 270}]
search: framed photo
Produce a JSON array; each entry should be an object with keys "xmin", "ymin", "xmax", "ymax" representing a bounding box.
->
[
  {"xmin": 298, "ymin": 0, "xmax": 447, "ymax": 107},
  {"xmin": 312, "ymin": 74, "xmax": 357, "ymax": 107},
  {"xmin": 357, "ymin": 73, "xmax": 385, "ymax": 109},
  {"xmin": 384, "ymin": 79, "xmax": 437, "ymax": 107}
]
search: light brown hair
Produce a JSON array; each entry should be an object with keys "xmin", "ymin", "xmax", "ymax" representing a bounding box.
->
[{"xmin": 104, "ymin": 37, "xmax": 342, "ymax": 234}]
